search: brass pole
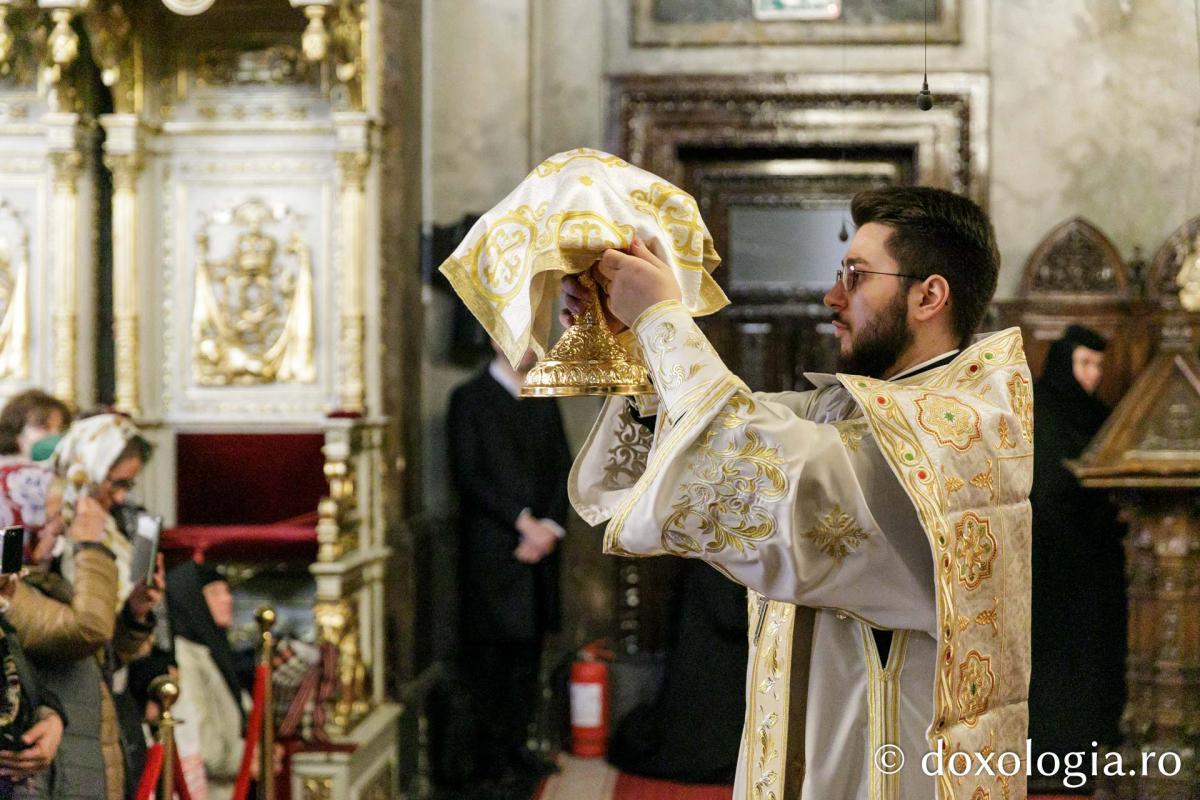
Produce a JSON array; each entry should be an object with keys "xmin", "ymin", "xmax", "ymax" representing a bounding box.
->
[
  {"xmin": 150, "ymin": 675, "xmax": 180, "ymax": 800},
  {"xmin": 256, "ymin": 605, "xmax": 277, "ymax": 800}
]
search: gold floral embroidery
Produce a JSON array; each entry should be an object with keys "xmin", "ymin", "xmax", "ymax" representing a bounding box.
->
[
  {"xmin": 659, "ymin": 362, "xmax": 702, "ymax": 391},
  {"xmin": 970, "ymin": 787, "xmax": 991, "ymax": 800},
  {"xmin": 716, "ymin": 392, "xmax": 756, "ymax": 429},
  {"xmin": 463, "ymin": 203, "xmax": 549, "ymax": 306},
  {"xmin": 957, "ymin": 650, "xmax": 996, "ymax": 726},
  {"xmin": 975, "ymin": 598, "xmax": 1001, "ymax": 637},
  {"xmin": 914, "ymin": 392, "xmax": 983, "ymax": 452},
  {"xmin": 997, "ymin": 417, "xmax": 1017, "ymax": 449},
  {"xmin": 646, "ymin": 320, "xmax": 678, "ymax": 356},
  {"xmin": 957, "ymin": 599, "xmax": 1001, "ymax": 637},
  {"xmin": 954, "ymin": 512, "xmax": 998, "ymax": 590},
  {"xmin": 831, "ymin": 419, "xmax": 867, "ymax": 452},
  {"xmin": 1007, "ymin": 373, "xmax": 1033, "ymax": 443},
  {"xmin": 531, "ymin": 147, "xmax": 629, "ymax": 177},
  {"xmin": 757, "ymin": 712, "xmax": 779, "ymax": 770},
  {"xmin": 803, "ymin": 504, "xmax": 870, "ymax": 563},
  {"xmin": 942, "ymin": 465, "xmax": 966, "ymax": 494},
  {"xmin": 630, "ymin": 182, "xmax": 708, "ymax": 270},
  {"xmin": 601, "ymin": 404, "xmax": 652, "ymax": 490},
  {"xmin": 970, "ymin": 459, "xmax": 996, "ymax": 501},
  {"xmin": 661, "ymin": 396, "xmax": 788, "ymax": 555}
]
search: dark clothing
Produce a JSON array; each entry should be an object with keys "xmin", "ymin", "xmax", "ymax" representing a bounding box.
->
[
  {"xmin": 447, "ymin": 367, "xmax": 571, "ymax": 785},
  {"xmin": 1029, "ymin": 327, "xmax": 1127, "ymax": 755},
  {"xmin": 447, "ymin": 368, "xmax": 570, "ymax": 643},
  {"xmin": 608, "ymin": 560, "xmax": 747, "ymax": 784},
  {"xmin": 165, "ymin": 562, "xmax": 246, "ymax": 726},
  {"xmin": 462, "ymin": 640, "xmax": 543, "ymax": 779}
]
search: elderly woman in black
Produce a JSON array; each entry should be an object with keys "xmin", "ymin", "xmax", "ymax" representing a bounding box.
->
[{"xmin": 1028, "ymin": 325, "xmax": 1126, "ymax": 777}]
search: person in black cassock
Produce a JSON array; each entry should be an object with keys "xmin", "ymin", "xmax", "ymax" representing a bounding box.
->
[
  {"xmin": 1029, "ymin": 325, "xmax": 1126, "ymax": 772},
  {"xmin": 447, "ymin": 342, "xmax": 571, "ymax": 791}
]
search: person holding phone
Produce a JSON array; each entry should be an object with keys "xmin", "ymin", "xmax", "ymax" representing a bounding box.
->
[
  {"xmin": 4, "ymin": 414, "xmax": 162, "ymax": 800},
  {"xmin": 0, "ymin": 531, "xmax": 67, "ymax": 800}
]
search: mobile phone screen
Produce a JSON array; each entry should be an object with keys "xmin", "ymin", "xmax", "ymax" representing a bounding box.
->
[
  {"xmin": 131, "ymin": 514, "xmax": 161, "ymax": 585},
  {"xmin": 0, "ymin": 527, "xmax": 23, "ymax": 574}
]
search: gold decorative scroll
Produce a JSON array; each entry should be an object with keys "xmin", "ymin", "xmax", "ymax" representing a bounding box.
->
[
  {"xmin": 81, "ymin": 1, "xmax": 137, "ymax": 113},
  {"xmin": 314, "ymin": 598, "xmax": 371, "ymax": 735},
  {"xmin": 330, "ymin": 0, "xmax": 364, "ymax": 111},
  {"xmin": 191, "ymin": 198, "xmax": 317, "ymax": 386},
  {"xmin": 43, "ymin": 7, "xmax": 80, "ymax": 112},
  {"xmin": 0, "ymin": 199, "xmax": 30, "ymax": 381}
]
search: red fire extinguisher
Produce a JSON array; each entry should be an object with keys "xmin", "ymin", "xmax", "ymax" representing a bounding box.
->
[{"xmin": 569, "ymin": 640, "xmax": 612, "ymax": 757}]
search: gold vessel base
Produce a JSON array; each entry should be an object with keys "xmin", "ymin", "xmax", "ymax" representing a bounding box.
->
[
  {"xmin": 520, "ymin": 380, "xmax": 653, "ymax": 398},
  {"xmin": 519, "ymin": 274, "xmax": 653, "ymax": 398}
]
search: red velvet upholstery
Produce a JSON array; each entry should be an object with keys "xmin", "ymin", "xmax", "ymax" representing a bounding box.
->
[{"xmin": 167, "ymin": 433, "xmax": 326, "ymax": 561}]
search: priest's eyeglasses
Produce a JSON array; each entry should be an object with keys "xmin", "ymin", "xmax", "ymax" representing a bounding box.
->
[{"xmin": 836, "ymin": 264, "xmax": 924, "ymax": 293}]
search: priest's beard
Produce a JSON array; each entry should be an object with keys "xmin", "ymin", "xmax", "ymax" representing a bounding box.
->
[{"xmin": 836, "ymin": 290, "xmax": 913, "ymax": 379}]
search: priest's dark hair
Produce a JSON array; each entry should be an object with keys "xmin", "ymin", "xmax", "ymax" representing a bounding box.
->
[{"xmin": 851, "ymin": 186, "xmax": 1000, "ymax": 347}]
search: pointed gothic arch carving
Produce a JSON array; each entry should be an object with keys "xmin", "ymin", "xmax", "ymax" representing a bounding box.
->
[
  {"xmin": 1018, "ymin": 217, "xmax": 1128, "ymax": 298},
  {"xmin": 1146, "ymin": 215, "xmax": 1200, "ymax": 304}
]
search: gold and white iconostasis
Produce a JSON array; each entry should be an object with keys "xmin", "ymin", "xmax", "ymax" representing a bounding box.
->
[{"xmin": 0, "ymin": 2, "xmax": 424, "ymax": 799}]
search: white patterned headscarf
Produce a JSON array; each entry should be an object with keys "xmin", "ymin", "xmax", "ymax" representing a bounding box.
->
[{"xmin": 51, "ymin": 414, "xmax": 144, "ymax": 602}]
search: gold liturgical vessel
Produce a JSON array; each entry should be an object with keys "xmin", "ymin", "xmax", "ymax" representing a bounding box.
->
[{"xmin": 520, "ymin": 273, "xmax": 653, "ymax": 397}]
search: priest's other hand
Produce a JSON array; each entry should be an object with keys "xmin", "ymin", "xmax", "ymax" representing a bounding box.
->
[
  {"xmin": 559, "ymin": 274, "xmax": 627, "ymax": 334},
  {"xmin": 593, "ymin": 238, "xmax": 682, "ymax": 328}
]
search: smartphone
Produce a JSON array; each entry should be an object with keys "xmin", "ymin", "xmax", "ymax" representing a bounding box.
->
[
  {"xmin": 0, "ymin": 527, "xmax": 23, "ymax": 574},
  {"xmin": 131, "ymin": 513, "xmax": 162, "ymax": 586}
]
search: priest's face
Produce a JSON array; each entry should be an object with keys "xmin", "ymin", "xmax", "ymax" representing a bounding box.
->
[{"xmin": 823, "ymin": 222, "xmax": 915, "ymax": 379}]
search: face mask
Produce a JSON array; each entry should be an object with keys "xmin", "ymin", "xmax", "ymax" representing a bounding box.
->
[{"xmin": 30, "ymin": 434, "xmax": 62, "ymax": 463}]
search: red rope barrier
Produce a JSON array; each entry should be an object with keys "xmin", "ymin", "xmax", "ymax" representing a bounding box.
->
[
  {"xmin": 133, "ymin": 744, "xmax": 163, "ymax": 800},
  {"xmin": 133, "ymin": 743, "xmax": 194, "ymax": 800},
  {"xmin": 172, "ymin": 745, "xmax": 194, "ymax": 800},
  {"xmin": 232, "ymin": 663, "xmax": 269, "ymax": 800}
]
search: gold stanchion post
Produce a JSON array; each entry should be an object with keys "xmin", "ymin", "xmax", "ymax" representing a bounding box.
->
[
  {"xmin": 256, "ymin": 605, "xmax": 277, "ymax": 800},
  {"xmin": 150, "ymin": 675, "xmax": 180, "ymax": 800}
]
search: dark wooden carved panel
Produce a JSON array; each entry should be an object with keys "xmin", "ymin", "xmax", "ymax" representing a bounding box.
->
[{"xmin": 1018, "ymin": 216, "xmax": 1129, "ymax": 298}]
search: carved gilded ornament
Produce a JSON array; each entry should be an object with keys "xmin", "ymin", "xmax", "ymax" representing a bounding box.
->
[
  {"xmin": 301, "ymin": 777, "xmax": 333, "ymax": 800},
  {"xmin": 314, "ymin": 599, "xmax": 371, "ymax": 733},
  {"xmin": 0, "ymin": 200, "xmax": 30, "ymax": 381},
  {"xmin": 1175, "ymin": 233, "xmax": 1200, "ymax": 311},
  {"xmin": 192, "ymin": 198, "xmax": 317, "ymax": 387}
]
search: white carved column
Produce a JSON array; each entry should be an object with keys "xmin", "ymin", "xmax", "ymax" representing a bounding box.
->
[
  {"xmin": 44, "ymin": 114, "xmax": 84, "ymax": 406},
  {"xmin": 335, "ymin": 113, "xmax": 370, "ymax": 413},
  {"xmin": 101, "ymin": 115, "xmax": 144, "ymax": 417}
]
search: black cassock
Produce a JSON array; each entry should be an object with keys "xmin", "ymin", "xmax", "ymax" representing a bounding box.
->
[
  {"xmin": 1029, "ymin": 327, "xmax": 1127, "ymax": 757},
  {"xmin": 448, "ymin": 367, "xmax": 570, "ymax": 644},
  {"xmin": 447, "ymin": 366, "xmax": 570, "ymax": 782}
]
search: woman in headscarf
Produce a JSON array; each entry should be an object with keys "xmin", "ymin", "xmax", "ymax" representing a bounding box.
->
[
  {"xmin": 1029, "ymin": 326, "xmax": 1127, "ymax": 772},
  {"xmin": 4, "ymin": 413, "xmax": 162, "ymax": 800},
  {"xmin": 166, "ymin": 562, "xmax": 248, "ymax": 800}
]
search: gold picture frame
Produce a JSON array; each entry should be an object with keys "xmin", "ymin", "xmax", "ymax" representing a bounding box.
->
[{"xmin": 632, "ymin": 0, "xmax": 960, "ymax": 46}]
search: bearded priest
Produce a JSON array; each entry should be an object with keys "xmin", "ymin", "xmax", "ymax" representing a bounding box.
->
[{"xmin": 565, "ymin": 187, "xmax": 1032, "ymax": 800}]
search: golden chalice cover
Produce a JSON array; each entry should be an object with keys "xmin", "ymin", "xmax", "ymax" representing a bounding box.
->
[{"xmin": 437, "ymin": 148, "xmax": 729, "ymax": 368}]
